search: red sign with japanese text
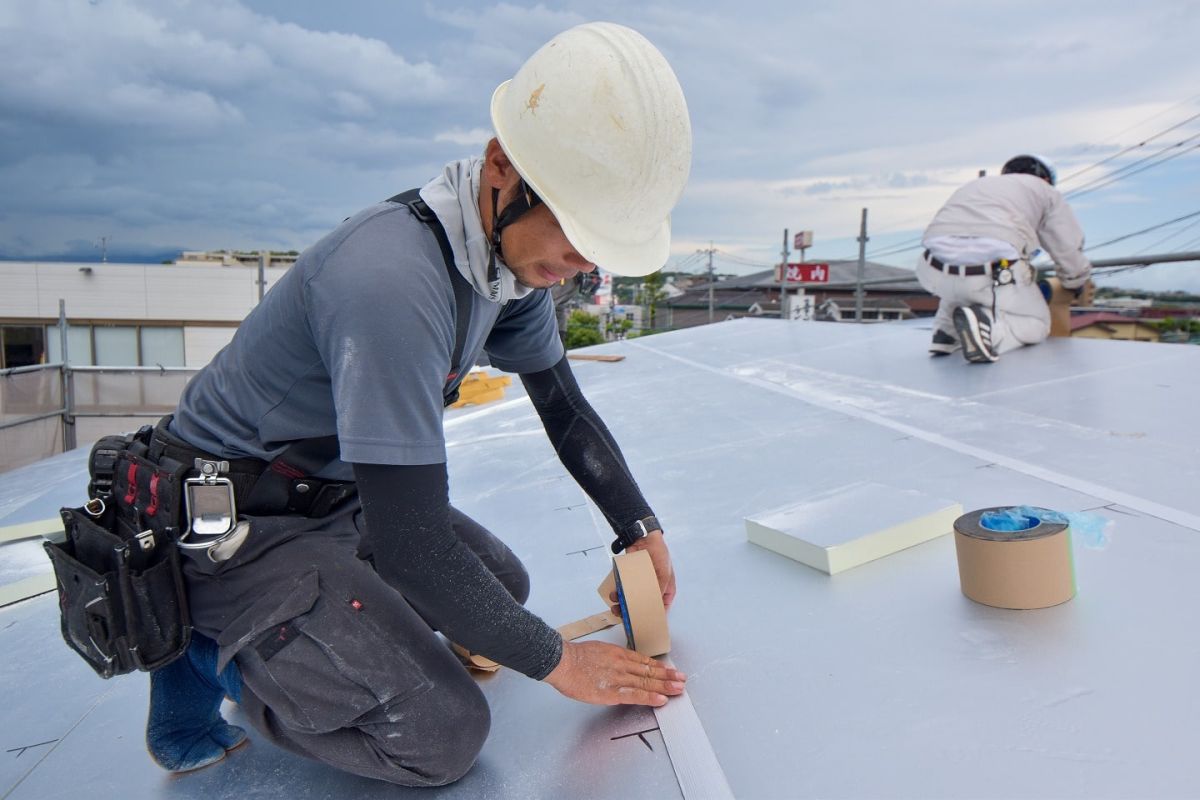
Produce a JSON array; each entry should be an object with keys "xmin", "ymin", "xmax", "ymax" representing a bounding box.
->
[{"xmin": 782, "ymin": 262, "xmax": 829, "ymax": 283}]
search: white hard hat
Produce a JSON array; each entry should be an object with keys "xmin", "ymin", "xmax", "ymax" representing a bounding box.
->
[{"xmin": 490, "ymin": 22, "xmax": 692, "ymax": 277}]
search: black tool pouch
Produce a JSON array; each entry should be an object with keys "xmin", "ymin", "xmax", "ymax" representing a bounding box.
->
[{"xmin": 42, "ymin": 427, "xmax": 192, "ymax": 678}]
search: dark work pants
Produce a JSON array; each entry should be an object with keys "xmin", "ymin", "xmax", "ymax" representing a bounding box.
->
[{"xmin": 181, "ymin": 502, "xmax": 529, "ymax": 786}]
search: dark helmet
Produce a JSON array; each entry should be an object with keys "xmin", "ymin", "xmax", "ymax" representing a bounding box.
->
[{"xmin": 1001, "ymin": 154, "xmax": 1056, "ymax": 186}]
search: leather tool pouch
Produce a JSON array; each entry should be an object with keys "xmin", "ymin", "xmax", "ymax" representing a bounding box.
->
[{"xmin": 43, "ymin": 427, "xmax": 192, "ymax": 678}]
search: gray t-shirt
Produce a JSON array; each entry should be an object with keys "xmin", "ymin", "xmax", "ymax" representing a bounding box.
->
[{"xmin": 172, "ymin": 201, "xmax": 564, "ymax": 476}]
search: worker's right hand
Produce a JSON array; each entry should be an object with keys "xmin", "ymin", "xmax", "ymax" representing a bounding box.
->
[{"xmin": 543, "ymin": 640, "xmax": 686, "ymax": 707}]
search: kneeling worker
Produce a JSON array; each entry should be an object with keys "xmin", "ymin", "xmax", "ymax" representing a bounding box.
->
[
  {"xmin": 919, "ymin": 155, "xmax": 1093, "ymax": 363},
  {"xmin": 144, "ymin": 22, "xmax": 691, "ymax": 785}
]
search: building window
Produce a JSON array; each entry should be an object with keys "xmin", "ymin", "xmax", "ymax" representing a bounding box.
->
[
  {"xmin": 94, "ymin": 326, "xmax": 139, "ymax": 366},
  {"xmin": 43, "ymin": 324, "xmax": 185, "ymax": 367},
  {"xmin": 140, "ymin": 326, "xmax": 185, "ymax": 367},
  {"xmin": 0, "ymin": 325, "xmax": 47, "ymax": 369}
]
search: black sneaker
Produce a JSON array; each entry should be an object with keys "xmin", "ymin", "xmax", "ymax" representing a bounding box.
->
[
  {"xmin": 952, "ymin": 305, "xmax": 998, "ymax": 363},
  {"xmin": 929, "ymin": 328, "xmax": 960, "ymax": 357}
]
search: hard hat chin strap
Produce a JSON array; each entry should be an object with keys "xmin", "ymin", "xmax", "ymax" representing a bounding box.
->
[{"xmin": 488, "ymin": 180, "xmax": 543, "ymax": 284}]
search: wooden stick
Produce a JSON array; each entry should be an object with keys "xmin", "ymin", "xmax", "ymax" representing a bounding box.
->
[{"xmin": 567, "ymin": 354, "xmax": 625, "ymax": 362}]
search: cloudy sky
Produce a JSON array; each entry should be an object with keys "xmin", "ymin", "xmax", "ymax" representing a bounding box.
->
[{"xmin": 2, "ymin": 0, "xmax": 1198, "ymax": 291}]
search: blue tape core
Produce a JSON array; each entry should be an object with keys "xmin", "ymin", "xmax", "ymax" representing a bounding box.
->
[{"xmin": 613, "ymin": 567, "xmax": 635, "ymax": 649}]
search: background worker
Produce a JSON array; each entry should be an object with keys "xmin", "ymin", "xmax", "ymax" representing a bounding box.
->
[
  {"xmin": 144, "ymin": 21, "xmax": 691, "ymax": 785},
  {"xmin": 919, "ymin": 155, "xmax": 1093, "ymax": 363}
]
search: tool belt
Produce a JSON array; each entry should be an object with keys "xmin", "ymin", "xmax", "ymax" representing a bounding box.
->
[
  {"xmin": 44, "ymin": 416, "xmax": 354, "ymax": 679},
  {"xmin": 44, "ymin": 424, "xmax": 192, "ymax": 678},
  {"xmin": 923, "ymin": 249, "xmax": 1020, "ymax": 286}
]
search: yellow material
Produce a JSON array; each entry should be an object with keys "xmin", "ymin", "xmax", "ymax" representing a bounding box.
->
[
  {"xmin": 0, "ymin": 573, "xmax": 56, "ymax": 608},
  {"xmin": 449, "ymin": 372, "xmax": 512, "ymax": 409},
  {"xmin": 0, "ymin": 517, "xmax": 63, "ymax": 544}
]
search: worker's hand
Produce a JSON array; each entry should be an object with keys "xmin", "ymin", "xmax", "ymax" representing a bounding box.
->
[
  {"xmin": 612, "ymin": 531, "xmax": 676, "ymax": 614},
  {"xmin": 544, "ymin": 639, "xmax": 686, "ymax": 707}
]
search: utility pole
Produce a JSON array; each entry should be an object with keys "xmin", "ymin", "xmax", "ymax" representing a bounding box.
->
[
  {"xmin": 706, "ymin": 241, "xmax": 715, "ymax": 323},
  {"xmin": 98, "ymin": 236, "xmax": 109, "ymax": 263},
  {"xmin": 257, "ymin": 251, "xmax": 268, "ymax": 302},
  {"xmin": 854, "ymin": 208, "xmax": 868, "ymax": 322},
  {"xmin": 780, "ymin": 228, "xmax": 789, "ymax": 321},
  {"xmin": 697, "ymin": 242, "xmax": 717, "ymax": 324}
]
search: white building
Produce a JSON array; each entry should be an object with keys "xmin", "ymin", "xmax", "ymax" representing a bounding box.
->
[{"xmin": 0, "ymin": 257, "xmax": 294, "ymax": 370}]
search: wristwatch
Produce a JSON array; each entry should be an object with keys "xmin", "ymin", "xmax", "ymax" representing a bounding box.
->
[{"xmin": 612, "ymin": 515, "xmax": 660, "ymax": 554}]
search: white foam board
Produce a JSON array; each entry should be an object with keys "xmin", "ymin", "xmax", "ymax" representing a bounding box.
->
[{"xmin": 745, "ymin": 482, "xmax": 961, "ymax": 574}]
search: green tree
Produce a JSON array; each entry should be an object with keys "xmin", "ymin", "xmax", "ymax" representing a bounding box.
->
[
  {"xmin": 565, "ymin": 310, "xmax": 604, "ymax": 349},
  {"xmin": 642, "ymin": 271, "xmax": 666, "ymax": 330}
]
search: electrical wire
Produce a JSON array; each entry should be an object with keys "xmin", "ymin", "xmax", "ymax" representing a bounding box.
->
[
  {"xmin": 1064, "ymin": 135, "xmax": 1200, "ymax": 199},
  {"xmin": 713, "ymin": 249, "xmax": 776, "ymax": 268},
  {"xmin": 1085, "ymin": 209, "xmax": 1200, "ymax": 251},
  {"xmin": 1059, "ymin": 108, "xmax": 1200, "ymax": 186},
  {"xmin": 1171, "ymin": 232, "xmax": 1200, "ymax": 252},
  {"xmin": 1134, "ymin": 216, "xmax": 1200, "ymax": 254}
]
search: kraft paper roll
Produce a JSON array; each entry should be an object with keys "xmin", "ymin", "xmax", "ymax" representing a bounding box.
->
[
  {"xmin": 611, "ymin": 549, "xmax": 671, "ymax": 657},
  {"xmin": 953, "ymin": 508, "xmax": 1076, "ymax": 610}
]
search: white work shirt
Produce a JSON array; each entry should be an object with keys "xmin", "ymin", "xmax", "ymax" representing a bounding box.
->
[{"xmin": 923, "ymin": 235, "xmax": 1019, "ymax": 265}]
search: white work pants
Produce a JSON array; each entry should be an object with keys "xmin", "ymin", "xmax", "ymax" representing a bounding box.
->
[{"xmin": 916, "ymin": 257, "xmax": 1050, "ymax": 354}]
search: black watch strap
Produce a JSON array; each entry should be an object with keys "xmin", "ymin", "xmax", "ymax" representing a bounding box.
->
[{"xmin": 612, "ymin": 515, "xmax": 660, "ymax": 554}]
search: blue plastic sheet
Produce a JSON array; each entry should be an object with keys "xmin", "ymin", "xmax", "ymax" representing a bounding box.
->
[{"xmin": 979, "ymin": 505, "xmax": 1111, "ymax": 549}]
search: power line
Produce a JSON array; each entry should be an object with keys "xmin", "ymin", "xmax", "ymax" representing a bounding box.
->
[
  {"xmin": 1059, "ymin": 108, "xmax": 1200, "ymax": 185},
  {"xmin": 1085, "ymin": 208, "xmax": 1200, "ymax": 251},
  {"xmin": 665, "ymin": 252, "xmax": 707, "ymax": 272},
  {"xmin": 1172, "ymin": 232, "xmax": 1200, "ymax": 252},
  {"xmin": 713, "ymin": 249, "xmax": 775, "ymax": 268},
  {"xmin": 1093, "ymin": 93, "xmax": 1200, "ymax": 145},
  {"xmin": 1135, "ymin": 216, "xmax": 1200, "ymax": 254},
  {"xmin": 1064, "ymin": 134, "xmax": 1200, "ymax": 199},
  {"xmin": 865, "ymin": 240, "xmax": 924, "ymax": 260}
]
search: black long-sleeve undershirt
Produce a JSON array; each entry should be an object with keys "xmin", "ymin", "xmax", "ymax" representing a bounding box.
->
[
  {"xmin": 354, "ymin": 460, "xmax": 563, "ymax": 680},
  {"xmin": 352, "ymin": 354, "xmax": 654, "ymax": 681},
  {"xmin": 519, "ymin": 356, "xmax": 654, "ymax": 534}
]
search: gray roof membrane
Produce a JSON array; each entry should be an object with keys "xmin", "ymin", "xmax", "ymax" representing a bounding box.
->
[{"xmin": 2, "ymin": 317, "xmax": 1197, "ymax": 799}]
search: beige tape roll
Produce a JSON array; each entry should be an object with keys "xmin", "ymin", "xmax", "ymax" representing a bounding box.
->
[
  {"xmin": 611, "ymin": 549, "xmax": 670, "ymax": 657},
  {"xmin": 953, "ymin": 508, "xmax": 1076, "ymax": 610}
]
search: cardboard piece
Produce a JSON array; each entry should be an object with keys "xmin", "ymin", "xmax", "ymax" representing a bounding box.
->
[
  {"xmin": 1046, "ymin": 277, "xmax": 1095, "ymax": 338},
  {"xmin": 953, "ymin": 508, "xmax": 1075, "ymax": 609},
  {"xmin": 611, "ymin": 549, "xmax": 670, "ymax": 657},
  {"xmin": 745, "ymin": 483, "xmax": 961, "ymax": 575},
  {"xmin": 597, "ymin": 570, "xmax": 617, "ymax": 607},
  {"xmin": 452, "ymin": 610, "xmax": 623, "ymax": 673}
]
